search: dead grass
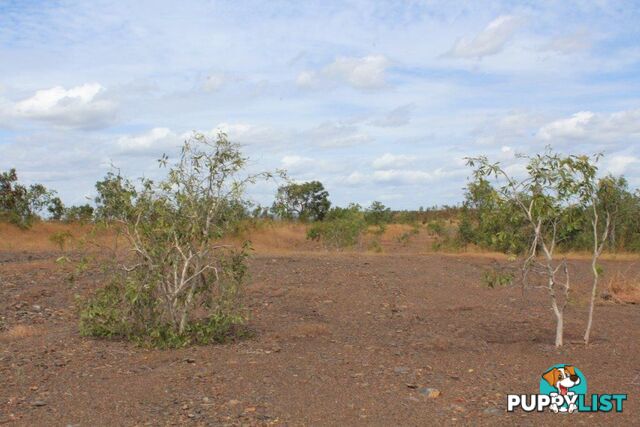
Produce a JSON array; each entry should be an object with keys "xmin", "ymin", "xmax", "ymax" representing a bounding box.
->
[
  {"xmin": 0, "ymin": 325, "xmax": 42, "ymax": 342},
  {"xmin": 603, "ymin": 268, "xmax": 640, "ymax": 304},
  {"xmin": 3, "ymin": 220, "xmax": 640, "ymax": 262}
]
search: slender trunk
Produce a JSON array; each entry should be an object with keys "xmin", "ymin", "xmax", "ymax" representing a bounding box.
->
[
  {"xmin": 584, "ymin": 260, "xmax": 598, "ymax": 344},
  {"xmin": 584, "ymin": 211, "xmax": 609, "ymax": 345},
  {"xmin": 551, "ymin": 295, "xmax": 563, "ymax": 347}
]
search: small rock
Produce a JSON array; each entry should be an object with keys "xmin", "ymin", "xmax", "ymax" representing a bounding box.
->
[
  {"xmin": 450, "ymin": 404, "xmax": 466, "ymax": 412},
  {"xmin": 31, "ymin": 400, "xmax": 47, "ymax": 407},
  {"xmin": 483, "ymin": 407, "xmax": 502, "ymax": 415},
  {"xmin": 419, "ymin": 387, "xmax": 441, "ymax": 398},
  {"xmin": 184, "ymin": 358, "xmax": 196, "ymax": 364},
  {"xmin": 228, "ymin": 399, "xmax": 241, "ymax": 406},
  {"xmin": 32, "ymin": 305, "xmax": 42, "ymax": 312},
  {"xmin": 406, "ymin": 383, "xmax": 418, "ymax": 389},
  {"xmin": 202, "ymin": 397, "xmax": 210, "ymax": 403},
  {"xmin": 394, "ymin": 366, "xmax": 409, "ymax": 374}
]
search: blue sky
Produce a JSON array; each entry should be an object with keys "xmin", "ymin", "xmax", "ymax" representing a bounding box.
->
[{"xmin": 1, "ymin": 0, "xmax": 639, "ymax": 209}]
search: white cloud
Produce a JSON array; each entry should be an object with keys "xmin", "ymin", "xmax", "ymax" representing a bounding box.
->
[
  {"xmin": 447, "ymin": 15, "xmax": 520, "ymax": 58},
  {"xmin": 537, "ymin": 109, "xmax": 640, "ymax": 142},
  {"xmin": 372, "ymin": 104, "xmax": 414, "ymax": 127},
  {"xmin": 280, "ymin": 155, "xmax": 315, "ymax": 173},
  {"xmin": 372, "ymin": 153, "xmax": 416, "ymax": 169},
  {"xmin": 116, "ymin": 127, "xmax": 179, "ymax": 153},
  {"xmin": 605, "ymin": 155, "xmax": 638, "ymax": 175},
  {"xmin": 9, "ymin": 83, "xmax": 116, "ymax": 129},
  {"xmin": 345, "ymin": 167, "xmax": 453, "ymax": 186},
  {"xmin": 302, "ymin": 121, "xmax": 372, "ymax": 148},
  {"xmin": 297, "ymin": 55, "xmax": 390, "ymax": 90}
]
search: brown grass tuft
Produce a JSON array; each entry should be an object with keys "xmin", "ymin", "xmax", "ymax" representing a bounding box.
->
[
  {"xmin": 603, "ymin": 269, "xmax": 640, "ymax": 304},
  {"xmin": 0, "ymin": 325, "xmax": 42, "ymax": 341}
]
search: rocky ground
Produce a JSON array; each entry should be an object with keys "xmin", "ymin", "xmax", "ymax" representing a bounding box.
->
[{"xmin": 1, "ymin": 250, "xmax": 639, "ymax": 425}]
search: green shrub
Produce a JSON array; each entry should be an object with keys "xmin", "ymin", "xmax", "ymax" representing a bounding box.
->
[
  {"xmin": 307, "ymin": 204, "xmax": 367, "ymax": 249},
  {"xmin": 481, "ymin": 268, "xmax": 514, "ymax": 288},
  {"xmin": 78, "ymin": 133, "xmax": 271, "ymax": 347},
  {"xmin": 49, "ymin": 231, "xmax": 73, "ymax": 250}
]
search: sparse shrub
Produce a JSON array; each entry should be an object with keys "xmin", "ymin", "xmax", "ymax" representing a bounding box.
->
[
  {"xmin": 365, "ymin": 201, "xmax": 392, "ymax": 225},
  {"xmin": 307, "ymin": 204, "xmax": 366, "ymax": 249},
  {"xmin": 481, "ymin": 268, "xmax": 514, "ymax": 288},
  {"xmin": 78, "ymin": 132, "xmax": 271, "ymax": 347},
  {"xmin": 396, "ymin": 225, "xmax": 420, "ymax": 245},
  {"xmin": 368, "ymin": 239, "xmax": 383, "ymax": 253},
  {"xmin": 0, "ymin": 168, "xmax": 56, "ymax": 228},
  {"xmin": 49, "ymin": 230, "xmax": 73, "ymax": 250},
  {"xmin": 63, "ymin": 204, "xmax": 94, "ymax": 223}
]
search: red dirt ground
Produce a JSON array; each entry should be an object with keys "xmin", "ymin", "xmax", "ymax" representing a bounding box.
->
[{"xmin": 1, "ymin": 245, "xmax": 639, "ymax": 425}]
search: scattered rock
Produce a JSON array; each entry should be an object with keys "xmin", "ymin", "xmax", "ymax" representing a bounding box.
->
[
  {"xmin": 419, "ymin": 387, "xmax": 441, "ymax": 398},
  {"xmin": 31, "ymin": 400, "xmax": 47, "ymax": 407}
]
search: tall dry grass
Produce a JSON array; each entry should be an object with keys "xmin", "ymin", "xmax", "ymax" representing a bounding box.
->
[{"xmin": 604, "ymin": 268, "xmax": 640, "ymax": 304}]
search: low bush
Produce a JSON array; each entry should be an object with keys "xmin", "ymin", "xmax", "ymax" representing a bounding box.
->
[
  {"xmin": 78, "ymin": 132, "xmax": 270, "ymax": 347},
  {"xmin": 307, "ymin": 204, "xmax": 367, "ymax": 249}
]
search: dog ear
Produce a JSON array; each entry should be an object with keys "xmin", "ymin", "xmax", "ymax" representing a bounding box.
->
[
  {"xmin": 542, "ymin": 368, "xmax": 559, "ymax": 386},
  {"xmin": 565, "ymin": 366, "xmax": 576, "ymax": 376}
]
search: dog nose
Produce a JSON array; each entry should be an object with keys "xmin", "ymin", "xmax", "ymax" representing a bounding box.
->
[{"xmin": 570, "ymin": 375, "xmax": 579, "ymax": 382}]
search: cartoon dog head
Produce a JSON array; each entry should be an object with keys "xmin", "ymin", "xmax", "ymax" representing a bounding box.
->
[{"xmin": 542, "ymin": 365, "xmax": 581, "ymax": 395}]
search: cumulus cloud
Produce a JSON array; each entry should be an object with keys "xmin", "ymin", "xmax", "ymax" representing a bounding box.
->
[
  {"xmin": 280, "ymin": 155, "xmax": 315, "ymax": 173},
  {"xmin": 605, "ymin": 155, "xmax": 638, "ymax": 175},
  {"xmin": 345, "ymin": 167, "xmax": 453, "ymax": 186},
  {"xmin": 7, "ymin": 83, "xmax": 116, "ymax": 129},
  {"xmin": 116, "ymin": 127, "xmax": 180, "ymax": 154},
  {"xmin": 372, "ymin": 153, "xmax": 416, "ymax": 169},
  {"xmin": 372, "ymin": 104, "xmax": 414, "ymax": 127},
  {"xmin": 297, "ymin": 55, "xmax": 390, "ymax": 90},
  {"xmin": 447, "ymin": 15, "xmax": 520, "ymax": 58},
  {"xmin": 302, "ymin": 121, "xmax": 372, "ymax": 148},
  {"xmin": 537, "ymin": 109, "xmax": 640, "ymax": 142}
]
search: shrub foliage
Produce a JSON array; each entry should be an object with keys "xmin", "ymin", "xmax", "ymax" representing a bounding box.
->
[{"xmin": 79, "ymin": 132, "xmax": 268, "ymax": 347}]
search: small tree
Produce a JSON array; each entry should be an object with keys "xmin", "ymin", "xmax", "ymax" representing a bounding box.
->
[
  {"xmin": 0, "ymin": 168, "xmax": 55, "ymax": 228},
  {"xmin": 80, "ymin": 132, "xmax": 273, "ymax": 346},
  {"xmin": 364, "ymin": 201, "xmax": 393, "ymax": 225},
  {"xmin": 271, "ymin": 180, "xmax": 330, "ymax": 221},
  {"xmin": 467, "ymin": 149, "xmax": 606, "ymax": 347},
  {"xmin": 63, "ymin": 204, "xmax": 95, "ymax": 223},
  {"xmin": 94, "ymin": 171, "xmax": 137, "ymax": 221},
  {"xmin": 48, "ymin": 197, "xmax": 65, "ymax": 220}
]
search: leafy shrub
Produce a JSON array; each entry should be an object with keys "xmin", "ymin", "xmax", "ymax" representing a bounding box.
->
[
  {"xmin": 364, "ymin": 201, "xmax": 392, "ymax": 225},
  {"xmin": 481, "ymin": 268, "xmax": 514, "ymax": 288},
  {"xmin": 78, "ymin": 132, "xmax": 270, "ymax": 347},
  {"xmin": 307, "ymin": 204, "xmax": 367, "ymax": 249},
  {"xmin": 49, "ymin": 231, "xmax": 73, "ymax": 250},
  {"xmin": 0, "ymin": 168, "xmax": 56, "ymax": 228}
]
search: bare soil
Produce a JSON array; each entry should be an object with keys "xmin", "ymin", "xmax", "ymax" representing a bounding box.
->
[{"xmin": 1, "ymin": 248, "xmax": 639, "ymax": 426}]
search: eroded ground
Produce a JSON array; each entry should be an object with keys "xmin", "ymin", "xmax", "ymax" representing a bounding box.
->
[{"xmin": 1, "ymin": 250, "xmax": 639, "ymax": 426}]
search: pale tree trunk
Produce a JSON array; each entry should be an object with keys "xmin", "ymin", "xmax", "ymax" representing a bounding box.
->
[
  {"xmin": 552, "ymin": 299, "xmax": 564, "ymax": 347},
  {"xmin": 584, "ymin": 210, "xmax": 610, "ymax": 345}
]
